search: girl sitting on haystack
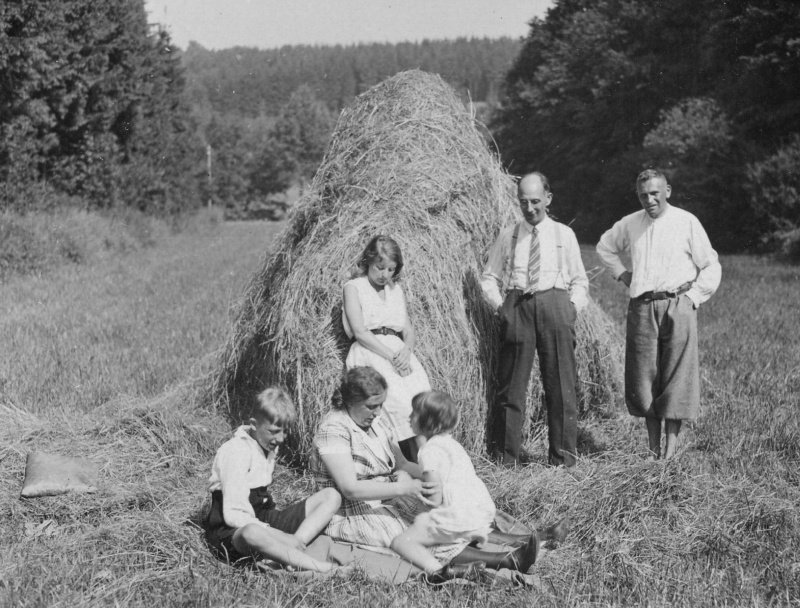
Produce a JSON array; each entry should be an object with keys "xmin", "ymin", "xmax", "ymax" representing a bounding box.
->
[{"xmin": 342, "ymin": 235, "xmax": 431, "ymax": 459}]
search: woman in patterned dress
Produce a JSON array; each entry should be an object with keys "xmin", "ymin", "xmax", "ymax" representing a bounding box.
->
[
  {"xmin": 310, "ymin": 367, "xmax": 549, "ymax": 574},
  {"xmin": 309, "ymin": 367, "xmax": 463, "ymax": 564}
]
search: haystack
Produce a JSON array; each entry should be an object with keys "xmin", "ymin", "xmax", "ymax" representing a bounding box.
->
[{"xmin": 209, "ymin": 70, "xmax": 623, "ymax": 460}]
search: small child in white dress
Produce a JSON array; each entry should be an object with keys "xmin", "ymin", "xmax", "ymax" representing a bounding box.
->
[{"xmin": 390, "ymin": 391, "xmax": 540, "ymax": 577}]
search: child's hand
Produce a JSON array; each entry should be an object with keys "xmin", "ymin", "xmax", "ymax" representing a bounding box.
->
[{"xmin": 394, "ymin": 469, "xmax": 412, "ymax": 483}]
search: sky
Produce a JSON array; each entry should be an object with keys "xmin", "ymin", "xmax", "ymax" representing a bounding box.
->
[{"xmin": 144, "ymin": 0, "xmax": 553, "ymax": 50}]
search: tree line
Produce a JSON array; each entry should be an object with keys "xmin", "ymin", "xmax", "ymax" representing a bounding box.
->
[
  {"xmin": 184, "ymin": 37, "xmax": 522, "ymax": 218},
  {"xmin": 182, "ymin": 38, "xmax": 522, "ymax": 116},
  {"xmin": 0, "ymin": 0, "xmax": 201, "ymax": 215},
  {"xmin": 493, "ymin": 0, "xmax": 800, "ymax": 255},
  {"xmin": 5, "ymin": 0, "xmax": 799, "ymax": 257}
]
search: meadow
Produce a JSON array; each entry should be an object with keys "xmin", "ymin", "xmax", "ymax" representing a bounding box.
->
[{"xmin": 0, "ymin": 220, "xmax": 798, "ymax": 607}]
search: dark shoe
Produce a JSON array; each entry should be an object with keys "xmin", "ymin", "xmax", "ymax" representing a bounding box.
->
[
  {"xmin": 540, "ymin": 516, "xmax": 570, "ymax": 547},
  {"xmin": 423, "ymin": 561, "xmax": 487, "ymax": 585},
  {"xmin": 510, "ymin": 534, "xmax": 539, "ymax": 573}
]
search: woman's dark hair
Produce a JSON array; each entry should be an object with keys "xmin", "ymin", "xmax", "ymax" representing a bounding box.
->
[
  {"xmin": 355, "ymin": 235, "xmax": 404, "ymax": 279},
  {"xmin": 411, "ymin": 391, "xmax": 460, "ymax": 435},
  {"xmin": 332, "ymin": 367, "xmax": 388, "ymax": 410}
]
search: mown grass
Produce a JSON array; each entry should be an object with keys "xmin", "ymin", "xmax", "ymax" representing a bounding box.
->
[{"xmin": 1, "ymin": 228, "xmax": 798, "ymax": 607}]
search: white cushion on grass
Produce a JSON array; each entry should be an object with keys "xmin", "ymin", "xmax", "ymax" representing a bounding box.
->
[{"xmin": 20, "ymin": 451, "xmax": 99, "ymax": 497}]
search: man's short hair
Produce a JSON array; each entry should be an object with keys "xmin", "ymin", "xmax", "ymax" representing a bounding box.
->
[
  {"xmin": 636, "ymin": 169, "xmax": 667, "ymax": 186},
  {"xmin": 518, "ymin": 171, "xmax": 551, "ymax": 194}
]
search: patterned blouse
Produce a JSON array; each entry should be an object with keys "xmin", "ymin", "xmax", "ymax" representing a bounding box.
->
[{"xmin": 310, "ymin": 410, "xmax": 463, "ymax": 562}]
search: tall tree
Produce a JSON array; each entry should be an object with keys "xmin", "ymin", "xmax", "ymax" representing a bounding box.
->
[
  {"xmin": 0, "ymin": 0, "xmax": 202, "ymax": 213},
  {"xmin": 269, "ymin": 85, "xmax": 335, "ymax": 187},
  {"xmin": 492, "ymin": 0, "xmax": 800, "ymax": 251}
]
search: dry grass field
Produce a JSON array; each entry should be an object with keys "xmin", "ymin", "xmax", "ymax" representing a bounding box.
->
[{"xmin": 1, "ymin": 221, "xmax": 798, "ymax": 607}]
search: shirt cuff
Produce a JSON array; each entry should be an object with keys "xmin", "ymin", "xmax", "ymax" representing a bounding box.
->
[
  {"xmin": 685, "ymin": 290, "xmax": 700, "ymax": 309},
  {"xmin": 570, "ymin": 293, "xmax": 588, "ymax": 313}
]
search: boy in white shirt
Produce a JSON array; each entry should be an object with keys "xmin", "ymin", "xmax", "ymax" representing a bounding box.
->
[{"xmin": 206, "ymin": 387, "xmax": 342, "ymax": 572}]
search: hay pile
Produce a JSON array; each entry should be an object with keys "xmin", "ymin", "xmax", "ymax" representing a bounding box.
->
[{"xmin": 209, "ymin": 70, "xmax": 623, "ymax": 459}]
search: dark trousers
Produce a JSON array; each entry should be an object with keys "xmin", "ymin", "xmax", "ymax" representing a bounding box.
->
[{"xmin": 490, "ymin": 289, "xmax": 578, "ymax": 466}]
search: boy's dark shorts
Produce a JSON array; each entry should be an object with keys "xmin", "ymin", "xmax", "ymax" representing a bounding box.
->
[{"xmin": 205, "ymin": 486, "xmax": 308, "ymax": 563}]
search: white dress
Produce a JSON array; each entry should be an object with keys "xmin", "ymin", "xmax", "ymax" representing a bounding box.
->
[
  {"xmin": 417, "ymin": 434, "xmax": 496, "ymax": 535},
  {"xmin": 342, "ymin": 276, "xmax": 431, "ymax": 440}
]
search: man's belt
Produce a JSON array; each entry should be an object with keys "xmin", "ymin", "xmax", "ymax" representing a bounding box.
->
[
  {"xmin": 371, "ymin": 327, "xmax": 402, "ymax": 338},
  {"xmin": 635, "ymin": 282, "xmax": 692, "ymax": 302}
]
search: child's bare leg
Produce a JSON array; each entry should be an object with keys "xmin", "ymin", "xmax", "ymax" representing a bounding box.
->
[
  {"xmin": 293, "ymin": 487, "xmax": 341, "ymax": 546},
  {"xmin": 663, "ymin": 419, "xmax": 682, "ymax": 460},
  {"xmin": 488, "ymin": 530, "xmax": 531, "ymax": 546},
  {"xmin": 645, "ymin": 417, "xmax": 662, "ymax": 459},
  {"xmin": 233, "ymin": 524, "xmax": 335, "ymax": 572},
  {"xmin": 390, "ymin": 524, "xmax": 443, "ymax": 573}
]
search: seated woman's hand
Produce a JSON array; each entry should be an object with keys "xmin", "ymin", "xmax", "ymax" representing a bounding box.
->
[
  {"xmin": 396, "ymin": 476, "xmax": 430, "ymax": 502},
  {"xmin": 419, "ymin": 477, "xmax": 442, "ymax": 508},
  {"xmin": 391, "ymin": 347, "xmax": 413, "ymax": 377}
]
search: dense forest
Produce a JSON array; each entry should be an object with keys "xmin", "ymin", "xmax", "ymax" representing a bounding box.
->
[
  {"xmin": 3, "ymin": 0, "xmax": 799, "ymax": 256},
  {"xmin": 493, "ymin": 0, "xmax": 800, "ymax": 254},
  {"xmin": 182, "ymin": 38, "xmax": 522, "ymax": 218},
  {"xmin": 0, "ymin": 0, "xmax": 201, "ymax": 215},
  {"xmin": 182, "ymin": 38, "xmax": 522, "ymax": 116}
]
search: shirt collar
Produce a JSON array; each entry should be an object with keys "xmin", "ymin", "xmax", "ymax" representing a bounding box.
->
[
  {"xmin": 522, "ymin": 215, "xmax": 551, "ymax": 232},
  {"xmin": 644, "ymin": 203, "xmax": 673, "ymax": 222}
]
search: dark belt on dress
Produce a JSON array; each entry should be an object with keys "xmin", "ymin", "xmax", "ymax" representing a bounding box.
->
[
  {"xmin": 371, "ymin": 327, "xmax": 402, "ymax": 339},
  {"xmin": 634, "ymin": 282, "xmax": 692, "ymax": 302}
]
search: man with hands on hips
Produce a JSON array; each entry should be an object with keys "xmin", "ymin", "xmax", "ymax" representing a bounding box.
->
[{"xmin": 596, "ymin": 169, "xmax": 721, "ymax": 460}]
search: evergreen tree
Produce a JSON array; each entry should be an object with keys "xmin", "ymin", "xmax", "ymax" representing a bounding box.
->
[
  {"xmin": 0, "ymin": 0, "xmax": 202, "ymax": 213},
  {"xmin": 492, "ymin": 0, "xmax": 800, "ymax": 251}
]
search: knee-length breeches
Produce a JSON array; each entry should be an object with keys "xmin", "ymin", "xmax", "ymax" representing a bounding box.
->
[{"xmin": 625, "ymin": 294, "xmax": 699, "ymax": 420}]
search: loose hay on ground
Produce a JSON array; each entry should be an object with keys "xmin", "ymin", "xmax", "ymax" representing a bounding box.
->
[{"xmin": 208, "ymin": 70, "xmax": 623, "ymax": 461}]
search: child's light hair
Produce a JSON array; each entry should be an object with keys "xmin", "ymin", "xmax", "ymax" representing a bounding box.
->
[
  {"xmin": 252, "ymin": 387, "xmax": 295, "ymax": 426},
  {"xmin": 411, "ymin": 391, "xmax": 460, "ymax": 436}
]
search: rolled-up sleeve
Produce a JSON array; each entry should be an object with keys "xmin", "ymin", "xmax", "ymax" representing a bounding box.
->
[
  {"xmin": 564, "ymin": 229, "xmax": 589, "ymax": 312},
  {"xmin": 686, "ymin": 217, "xmax": 721, "ymax": 307},
  {"xmin": 314, "ymin": 418, "xmax": 354, "ymax": 456},
  {"xmin": 596, "ymin": 220, "xmax": 630, "ymax": 280},
  {"xmin": 480, "ymin": 230, "xmax": 509, "ymax": 312}
]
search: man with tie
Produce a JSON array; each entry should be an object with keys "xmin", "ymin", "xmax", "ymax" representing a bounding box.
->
[{"xmin": 481, "ymin": 172, "xmax": 589, "ymax": 467}]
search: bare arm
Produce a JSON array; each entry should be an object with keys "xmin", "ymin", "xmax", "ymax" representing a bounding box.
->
[
  {"xmin": 319, "ymin": 452, "xmax": 425, "ymax": 503},
  {"xmin": 391, "ymin": 316, "xmax": 416, "ymax": 373},
  {"xmin": 343, "ymin": 283, "xmax": 397, "ymax": 361}
]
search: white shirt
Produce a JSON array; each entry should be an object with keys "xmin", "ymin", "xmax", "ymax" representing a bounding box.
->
[
  {"xmin": 208, "ymin": 425, "xmax": 277, "ymax": 530},
  {"xmin": 341, "ymin": 276, "xmax": 408, "ymax": 338},
  {"xmin": 480, "ymin": 216, "xmax": 589, "ymax": 312},
  {"xmin": 595, "ymin": 205, "xmax": 721, "ymax": 307}
]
